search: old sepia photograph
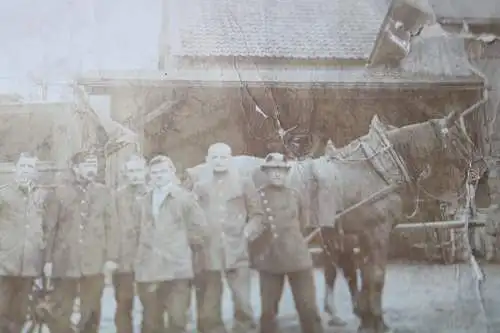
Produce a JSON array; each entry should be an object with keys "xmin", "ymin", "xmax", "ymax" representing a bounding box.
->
[{"xmin": 1, "ymin": 0, "xmax": 500, "ymax": 332}]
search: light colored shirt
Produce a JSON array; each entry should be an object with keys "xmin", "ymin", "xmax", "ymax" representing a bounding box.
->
[{"xmin": 152, "ymin": 184, "xmax": 172, "ymax": 219}]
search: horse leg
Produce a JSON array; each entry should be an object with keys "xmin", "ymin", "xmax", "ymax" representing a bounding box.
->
[
  {"xmin": 338, "ymin": 238, "xmax": 360, "ymax": 317},
  {"xmin": 357, "ymin": 224, "xmax": 392, "ymax": 333},
  {"xmin": 321, "ymin": 227, "xmax": 347, "ymax": 326},
  {"xmin": 370, "ymin": 225, "xmax": 392, "ymax": 333},
  {"xmin": 356, "ymin": 262, "xmax": 373, "ymax": 333}
]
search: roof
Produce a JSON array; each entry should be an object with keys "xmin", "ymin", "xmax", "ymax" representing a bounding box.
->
[
  {"xmin": 401, "ymin": 36, "xmax": 473, "ymax": 77},
  {"xmin": 430, "ymin": 0, "xmax": 500, "ymax": 21},
  {"xmin": 168, "ymin": 0, "xmax": 389, "ymax": 60}
]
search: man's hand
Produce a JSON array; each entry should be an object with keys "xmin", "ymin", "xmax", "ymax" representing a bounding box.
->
[
  {"xmin": 244, "ymin": 222, "xmax": 262, "ymax": 242},
  {"xmin": 103, "ymin": 260, "xmax": 118, "ymax": 274},
  {"xmin": 43, "ymin": 262, "xmax": 52, "ymax": 277}
]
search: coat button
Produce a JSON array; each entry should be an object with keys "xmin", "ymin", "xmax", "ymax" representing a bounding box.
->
[
  {"xmin": 260, "ymin": 192, "xmax": 265, "ymax": 197},
  {"xmin": 268, "ymin": 216, "xmax": 274, "ymax": 221},
  {"xmin": 81, "ymin": 200, "xmax": 85, "ymax": 204},
  {"xmin": 263, "ymin": 199, "xmax": 268, "ymax": 204},
  {"xmin": 265, "ymin": 208, "xmax": 271, "ymax": 212}
]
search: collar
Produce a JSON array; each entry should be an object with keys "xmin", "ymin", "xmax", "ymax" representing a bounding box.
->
[{"xmin": 153, "ymin": 183, "xmax": 178, "ymax": 198}]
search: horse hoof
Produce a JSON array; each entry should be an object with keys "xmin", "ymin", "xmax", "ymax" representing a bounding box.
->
[{"xmin": 328, "ymin": 315, "xmax": 347, "ymax": 326}]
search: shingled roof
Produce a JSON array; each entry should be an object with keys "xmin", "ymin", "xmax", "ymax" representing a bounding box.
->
[
  {"xmin": 168, "ymin": 0, "xmax": 389, "ymax": 60},
  {"xmin": 430, "ymin": 0, "xmax": 500, "ymax": 20}
]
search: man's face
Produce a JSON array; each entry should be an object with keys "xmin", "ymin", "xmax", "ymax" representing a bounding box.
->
[
  {"xmin": 265, "ymin": 167, "xmax": 288, "ymax": 187},
  {"xmin": 207, "ymin": 147, "xmax": 231, "ymax": 173},
  {"xmin": 149, "ymin": 161, "xmax": 175, "ymax": 187},
  {"xmin": 76, "ymin": 157, "xmax": 98, "ymax": 181},
  {"xmin": 124, "ymin": 159, "xmax": 147, "ymax": 185},
  {"xmin": 15, "ymin": 157, "xmax": 37, "ymax": 185}
]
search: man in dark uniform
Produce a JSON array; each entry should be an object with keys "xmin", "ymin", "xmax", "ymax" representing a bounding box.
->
[
  {"xmin": 0, "ymin": 152, "xmax": 50, "ymax": 333},
  {"xmin": 44, "ymin": 151, "xmax": 119, "ymax": 333},
  {"xmin": 113, "ymin": 154, "xmax": 148, "ymax": 333},
  {"xmin": 251, "ymin": 153, "xmax": 323, "ymax": 333}
]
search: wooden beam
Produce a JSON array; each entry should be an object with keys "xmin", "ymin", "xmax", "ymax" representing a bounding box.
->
[
  {"xmin": 394, "ymin": 220, "xmax": 485, "ymax": 230},
  {"xmin": 132, "ymin": 98, "xmax": 183, "ymax": 129}
]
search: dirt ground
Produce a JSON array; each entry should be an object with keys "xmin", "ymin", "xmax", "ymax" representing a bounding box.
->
[{"xmin": 71, "ymin": 263, "xmax": 495, "ymax": 333}]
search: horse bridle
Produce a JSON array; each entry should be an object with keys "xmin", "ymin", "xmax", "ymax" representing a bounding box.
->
[{"xmin": 406, "ymin": 118, "xmax": 481, "ymax": 214}]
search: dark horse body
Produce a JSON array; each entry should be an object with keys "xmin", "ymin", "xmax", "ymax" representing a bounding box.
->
[
  {"xmin": 314, "ymin": 113, "xmax": 473, "ymax": 333},
  {"xmin": 280, "ymin": 113, "xmax": 473, "ymax": 333}
]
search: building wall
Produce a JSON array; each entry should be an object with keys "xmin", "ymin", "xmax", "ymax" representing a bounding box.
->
[
  {"xmin": 104, "ymin": 83, "xmax": 482, "ymax": 186},
  {"xmin": 0, "ymin": 102, "xmax": 100, "ymax": 185}
]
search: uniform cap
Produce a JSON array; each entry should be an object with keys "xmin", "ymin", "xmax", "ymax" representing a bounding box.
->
[{"xmin": 260, "ymin": 153, "xmax": 291, "ymax": 170}]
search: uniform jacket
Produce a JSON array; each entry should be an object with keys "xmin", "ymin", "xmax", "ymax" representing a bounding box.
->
[
  {"xmin": 251, "ymin": 184, "xmax": 313, "ymax": 274},
  {"xmin": 114, "ymin": 184, "xmax": 147, "ymax": 273},
  {"xmin": 310, "ymin": 156, "xmax": 343, "ymax": 227},
  {"xmin": 0, "ymin": 183, "xmax": 49, "ymax": 277},
  {"xmin": 193, "ymin": 171, "xmax": 263, "ymax": 272},
  {"xmin": 134, "ymin": 185, "xmax": 208, "ymax": 283},
  {"xmin": 44, "ymin": 180, "xmax": 119, "ymax": 278}
]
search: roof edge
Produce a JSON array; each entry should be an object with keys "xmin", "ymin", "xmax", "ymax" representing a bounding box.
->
[{"xmin": 77, "ymin": 69, "xmax": 483, "ymax": 92}]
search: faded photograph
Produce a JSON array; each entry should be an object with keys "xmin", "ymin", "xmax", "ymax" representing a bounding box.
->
[{"xmin": 1, "ymin": 0, "xmax": 500, "ymax": 332}]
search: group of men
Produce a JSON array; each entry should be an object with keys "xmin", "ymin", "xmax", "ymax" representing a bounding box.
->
[
  {"xmin": 0, "ymin": 143, "xmax": 346, "ymax": 333},
  {"xmin": 0, "ymin": 142, "xmax": 346, "ymax": 333}
]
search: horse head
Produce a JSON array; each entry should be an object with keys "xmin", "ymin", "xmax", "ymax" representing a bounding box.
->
[{"xmin": 386, "ymin": 110, "xmax": 477, "ymax": 201}]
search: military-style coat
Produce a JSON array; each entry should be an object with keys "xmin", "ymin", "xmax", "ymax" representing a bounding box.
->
[
  {"xmin": 251, "ymin": 184, "xmax": 313, "ymax": 274},
  {"xmin": 134, "ymin": 185, "xmax": 208, "ymax": 283},
  {"xmin": 193, "ymin": 171, "xmax": 263, "ymax": 272},
  {"xmin": 44, "ymin": 181, "xmax": 119, "ymax": 278},
  {"xmin": 0, "ymin": 183, "xmax": 49, "ymax": 277},
  {"xmin": 309, "ymin": 156, "xmax": 343, "ymax": 227},
  {"xmin": 114, "ymin": 184, "xmax": 147, "ymax": 273}
]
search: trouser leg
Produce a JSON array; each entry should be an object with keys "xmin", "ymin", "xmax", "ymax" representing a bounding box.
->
[
  {"xmin": 194, "ymin": 271, "xmax": 226, "ymax": 333},
  {"xmin": 78, "ymin": 275, "xmax": 105, "ymax": 333},
  {"xmin": 258, "ymin": 271, "xmax": 285, "ymax": 333},
  {"xmin": 288, "ymin": 270, "xmax": 324, "ymax": 333},
  {"xmin": 0, "ymin": 277, "xmax": 14, "ymax": 333},
  {"xmin": 46, "ymin": 278, "xmax": 78, "ymax": 333},
  {"xmin": 225, "ymin": 267, "xmax": 255, "ymax": 333},
  {"xmin": 162, "ymin": 279, "xmax": 192, "ymax": 333},
  {"xmin": 137, "ymin": 282, "xmax": 163, "ymax": 333},
  {"xmin": 113, "ymin": 273, "xmax": 135, "ymax": 333},
  {"xmin": 0, "ymin": 277, "xmax": 32, "ymax": 333},
  {"xmin": 9, "ymin": 277, "xmax": 32, "ymax": 333}
]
